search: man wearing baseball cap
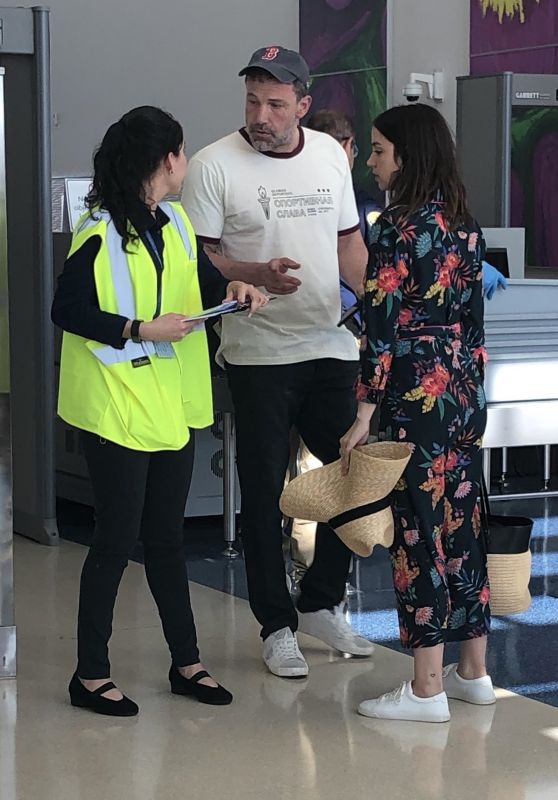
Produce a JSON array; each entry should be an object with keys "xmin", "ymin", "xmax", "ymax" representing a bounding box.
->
[
  {"xmin": 182, "ymin": 46, "xmax": 371, "ymax": 679},
  {"xmin": 239, "ymin": 45, "xmax": 312, "ymax": 86}
]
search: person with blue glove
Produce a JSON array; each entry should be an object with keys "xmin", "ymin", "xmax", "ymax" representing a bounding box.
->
[
  {"xmin": 482, "ymin": 261, "xmax": 508, "ymax": 299},
  {"xmin": 286, "ymin": 111, "xmax": 370, "ymax": 591}
]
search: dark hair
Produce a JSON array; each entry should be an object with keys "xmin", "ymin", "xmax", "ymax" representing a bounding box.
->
[
  {"xmin": 373, "ymin": 104, "xmax": 470, "ymax": 228},
  {"xmin": 86, "ymin": 106, "xmax": 183, "ymax": 250},
  {"xmin": 244, "ymin": 68, "xmax": 308, "ymax": 102},
  {"xmin": 306, "ymin": 109, "xmax": 355, "ymax": 141}
]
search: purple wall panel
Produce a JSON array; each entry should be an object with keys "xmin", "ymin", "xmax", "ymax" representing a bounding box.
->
[
  {"xmin": 471, "ymin": 1, "xmax": 558, "ymax": 55},
  {"xmin": 470, "ymin": 2, "xmax": 558, "ymax": 267},
  {"xmin": 299, "ymin": 0, "xmax": 386, "ymax": 71},
  {"xmin": 299, "ymin": 0, "xmax": 387, "ymax": 197},
  {"xmin": 532, "ymin": 131, "xmax": 558, "ymax": 267},
  {"xmin": 471, "ymin": 48, "xmax": 558, "ymax": 74}
]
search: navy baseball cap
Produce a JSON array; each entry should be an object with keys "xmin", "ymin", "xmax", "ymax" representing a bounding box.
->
[{"xmin": 239, "ymin": 46, "xmax": 311, "ymax": 88}]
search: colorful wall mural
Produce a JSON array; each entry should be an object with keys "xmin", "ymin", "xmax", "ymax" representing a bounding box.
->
[
  {"xmin": 471, "ymin": 0, "xmax": 558, "ymax": 75},
  {"xmin": 299, "ymin": 0, "xmax": 387, "ymax": 205},
  {"xmin": 511, "ymin": 107, "xmax": 558, "ymax": 269},
  {"xmin": 470, "ymin": 0, "xmax": 558, "ymax": 269}
]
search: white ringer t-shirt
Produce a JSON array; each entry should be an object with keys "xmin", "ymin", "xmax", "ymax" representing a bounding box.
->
[{"xmin": 182, "ymin": 126, "xmax": 360, "ymax": 366}]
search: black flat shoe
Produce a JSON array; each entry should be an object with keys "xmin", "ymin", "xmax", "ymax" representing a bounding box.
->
[
  {"xmin": 169, "ymin": 665, "xmax": 233, "ymax": 706},
  {"xmin": 68, "ymin": 673, "xmax": 139, "ymax": 717}
]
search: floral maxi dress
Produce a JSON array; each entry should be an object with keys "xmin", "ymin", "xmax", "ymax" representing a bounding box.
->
[{"xmin": 357, "ymin": 201, "xmax": 491, "ymax": 648}]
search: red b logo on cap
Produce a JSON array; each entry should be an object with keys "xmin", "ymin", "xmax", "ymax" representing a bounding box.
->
[{"xmin": 262, "ymin": 47, "xmax": 279, "ymax": 61}]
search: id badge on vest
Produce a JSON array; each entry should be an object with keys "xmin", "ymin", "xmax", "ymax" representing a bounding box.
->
[{"xmin": 153, "ymin": 341, "xmax": 175, "ymax": 359}]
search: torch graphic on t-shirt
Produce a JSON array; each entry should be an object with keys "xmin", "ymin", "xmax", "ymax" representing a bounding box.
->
[{"xmin": 258, "ymin": 186, "xmax": 271, "ymax": 220}]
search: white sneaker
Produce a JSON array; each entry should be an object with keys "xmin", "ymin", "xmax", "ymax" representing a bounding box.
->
[
  {"xmin": 298, "ymin": 604, "xmax": 374, "ymax": 656},
  {"xmin": 263, "ymin": 627, "xmax": 309, "ymax": 678},
  {"xmin": 442, "ymin": 664, "xmax": 496, "ymax": 705},
  {"xmin": 358, "ymin": 681, "xmax": 451, "ymax": 723}
]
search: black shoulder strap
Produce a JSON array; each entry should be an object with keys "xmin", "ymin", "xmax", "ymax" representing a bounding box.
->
[{"xmin": 478, "ymin": 473, "xmax": 491, "ymax": 553}]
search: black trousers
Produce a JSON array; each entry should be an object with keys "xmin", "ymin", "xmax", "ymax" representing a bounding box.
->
[
  {"xmin": 77, "ymin": 432, "xmax": 199, "ymax": 678},
  {"xmin": 226, "ymin": 358, "xmax": 359, "ymax": 640}
]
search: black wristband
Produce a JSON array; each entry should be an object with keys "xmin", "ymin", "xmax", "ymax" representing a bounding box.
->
[{"xmin": 130, "ymin": 319, "xmax": 143, "ymax": 344}]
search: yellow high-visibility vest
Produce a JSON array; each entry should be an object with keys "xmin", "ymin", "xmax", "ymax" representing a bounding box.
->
[{"xmin": 58, "ymin": 202, "xmax": 213, "ymax": 451}]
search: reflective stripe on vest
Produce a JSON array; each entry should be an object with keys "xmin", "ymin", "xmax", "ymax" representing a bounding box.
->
[
  {"xmin": 161, "ymin": 201, "xmax": 194, "ymax": 259},
  {"xmin": 81, "ymin": 203, "xmax": 196, "ymax": 367}
]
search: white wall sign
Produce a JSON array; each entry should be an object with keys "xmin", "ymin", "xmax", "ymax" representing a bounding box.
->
[{"xmin": 64, "ymin": 178, "xmax": 91, "ymax": 231}]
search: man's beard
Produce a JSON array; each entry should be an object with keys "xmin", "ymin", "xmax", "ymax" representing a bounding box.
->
[{"xmin": 247, "ymin": 122, "xmax": 298, "ymax": 152}]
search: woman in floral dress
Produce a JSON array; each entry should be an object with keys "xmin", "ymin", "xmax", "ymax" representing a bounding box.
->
[{"xmin": 340, "ymin": 104, "xmax": 495, "ymax": 722}]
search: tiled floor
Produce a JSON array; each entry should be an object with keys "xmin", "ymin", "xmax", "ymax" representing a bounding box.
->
[
  {"xmin": 345, "ymin": 501, "xmax": 558, "ymax": 707},
  {"xmin": 55, "ymin": 495, "xmax": 558, "ymax": 708},
  {"xmin": 4, "ymin": 534, "xmax": 558, "ymax": 800}
]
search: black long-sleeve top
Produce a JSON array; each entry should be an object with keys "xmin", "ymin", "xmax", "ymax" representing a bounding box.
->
[{"xmin": 51, "ymin": 203, "xmax": 229, "ymax": 348}]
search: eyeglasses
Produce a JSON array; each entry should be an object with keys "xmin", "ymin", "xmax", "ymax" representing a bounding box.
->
[{"xmin": 339, "ymin": 137, "xmax": 359, "ymax": 158}]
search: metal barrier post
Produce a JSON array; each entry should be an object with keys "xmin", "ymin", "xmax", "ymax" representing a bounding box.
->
[
  {"xmin": 543, "ymin": 445, "xmax": 552, "ymax": 491},
  {"xmin": 222, "ymin": 411, "xmax": 239, "ymax": 558},
  {"xmin": 483, "ymin": 448, "xmax": 491, "ymax": 490},
  {"xmin": 500, "ymin": 447, "xmax": 508, "ymax": 487}
]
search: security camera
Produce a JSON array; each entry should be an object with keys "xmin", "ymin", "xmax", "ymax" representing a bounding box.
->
[
  {"xmin": 403, "ymin": 81, "xmax": 423, "ymax": 103},
  {"xmin": 402, "ymin": 71, "xmax": 444, "ymax": 103}
]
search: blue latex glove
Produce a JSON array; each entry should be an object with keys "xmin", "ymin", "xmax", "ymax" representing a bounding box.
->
[{"xmin": 482, "ymin": 261, "xmax": 508, "ymax": 300}]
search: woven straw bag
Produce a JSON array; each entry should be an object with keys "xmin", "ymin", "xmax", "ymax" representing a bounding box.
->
[
  {"xmin": 480, "ymin": 477, "xmax": 533, "ymax": 615},
  {"xmin": 280, "ymin": 441, "xmax": 411, "ymax": 557}
]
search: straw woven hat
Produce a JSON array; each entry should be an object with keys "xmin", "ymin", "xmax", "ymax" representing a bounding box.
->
[
  {"xmin": 280, "ymin": 441, "xmax": 412, "ymax": 557},
  {"xmin": 487, "ymin": 551, "xmax": 532, "ymax": 615}
]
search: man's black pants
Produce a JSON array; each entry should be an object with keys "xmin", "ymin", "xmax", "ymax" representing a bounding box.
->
[{"xmin": 226, "ymin": 358, "xmax": 358, "ymax": 640}]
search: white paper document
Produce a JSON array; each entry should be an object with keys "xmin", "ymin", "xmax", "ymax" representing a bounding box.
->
[{"xmin": 185, "ymin": 301, "xmax": 243, "ymax": 321}]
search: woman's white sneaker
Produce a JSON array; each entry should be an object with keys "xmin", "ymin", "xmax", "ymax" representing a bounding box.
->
[
  {"xmin": 263, "ymin": 627, "xmax": 309, "ymax": 678},
  {"xmin": 442, "ymin": 664, "xmax": 496, "ymax": 705},
  {"xmin": 358, "ymin": 681, "xmax": 451, "ymax": 723}
]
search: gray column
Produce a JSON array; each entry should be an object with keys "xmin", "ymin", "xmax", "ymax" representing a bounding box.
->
[{"xmin": 0, "ymin": 68, "xmax": 15, "ymax": 678}]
